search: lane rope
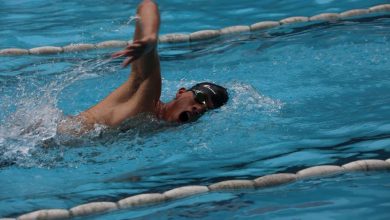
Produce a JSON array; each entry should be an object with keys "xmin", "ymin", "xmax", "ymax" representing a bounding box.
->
[
  {"xmin": 0, "ymin": 4, "xmax": 389, "ymax": 56},
  {"xmin": 5, "ymin": 158, "xmax": 390, "ymax": 219},
  {"xmin": 2, "ymin": 3, "xmax": 390, "ymax": 220}
]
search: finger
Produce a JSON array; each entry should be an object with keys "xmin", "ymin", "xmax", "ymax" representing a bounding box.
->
[
  {"xmin": 111, "ymin": 51, "xmax": 126, "ymax": 59},
  {"xmin": 128, "ymin": 43, "xmax": 143, "ymax": 50},
  {"xmin": 121, "ymin": 54, "xmax": 142, "ymax": 67},
  {"xmin": 127, "ymin": 55, "xmax": 139, "ymax": 63},
  {"xmin": 111, "ymin": 51, "xmax": 123, "ymax": 58},
  {"xmin": 132, "ymin": 39, "xmax": 142, "ymax": 44},
  {"xmin": 121, "ymin": 56, "xmax": 133, "ymax": 67},
  {"xmin": 130, "ymin": 46, "xmax": 147, "ymax": 56},
  {"xmin": 112, "ymin": 53, "xmax": 124, "ymax": 59},
  {"xmin": 112, "ymin": 48, "xmax": 137, "ymax": 58}
]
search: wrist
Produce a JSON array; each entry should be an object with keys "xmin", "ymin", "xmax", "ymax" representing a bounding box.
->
[{"xmin": 144, "ymin": 35, "xmax": 157, "ymax": 44}]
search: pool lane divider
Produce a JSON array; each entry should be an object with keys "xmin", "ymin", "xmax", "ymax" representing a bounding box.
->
[
  {"xmin": 0, "ymin": 4, "xmax": 389, "ymax": 56},
  {"xmin": 1, "ymin": 3, "xmax": 390, "ymax": 220},
  {"xmin": 3, "ymin": 158, "xmax": 389, "ymax": 220}
]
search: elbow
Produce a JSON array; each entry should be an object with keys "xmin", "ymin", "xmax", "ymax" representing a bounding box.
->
[
  {"xmin": 139, "ymin": 0, "xmax": 157, "ymax": 9},
  {"xmin": 137, "ymin": 0, "xmax": 158, "ymax": 16}
]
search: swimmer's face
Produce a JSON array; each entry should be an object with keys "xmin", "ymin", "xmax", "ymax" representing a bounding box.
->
[{"xmin": 168, "ymin": 88, "xmax": 210, "ymax": 123}]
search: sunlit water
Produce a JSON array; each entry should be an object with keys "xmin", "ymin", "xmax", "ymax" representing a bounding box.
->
[{"xmin": 1, "ymin": 0, "xmax": 390, "ymax": 219}]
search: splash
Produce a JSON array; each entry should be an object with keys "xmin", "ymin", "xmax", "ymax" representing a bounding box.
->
[
  {"xmin": 229, "ymin": 82, "xmax": 283, "ymax": 113},
  {"xmin": 113, "ymin": 15, "xmax": 140, "ymax": 33},
  {"xmin": 0, "ymin": 55, "xmax": 121, "ymax": 167},
  {"xmin": 0, "ymin": 89, "xmax": 62, "ymax": 167},
  {"xmin": 126, "ymin": 15, "xmax": 140, "ymax": 26}
]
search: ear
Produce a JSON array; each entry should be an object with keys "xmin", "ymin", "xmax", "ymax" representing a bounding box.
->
[{"xmin": 176, "ymin": 87, "xmax": 186, "ymax": 98}]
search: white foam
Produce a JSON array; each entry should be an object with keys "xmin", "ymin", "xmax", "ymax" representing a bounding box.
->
[
  {"xmin": 0, "ymin": 58, "xmax": 117, "ymax": 166},
  {"xmin": 229, "ymin": 82, "xmax": 283, "ymax": 114}
]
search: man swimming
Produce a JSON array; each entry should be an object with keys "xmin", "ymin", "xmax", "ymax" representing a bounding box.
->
[{"xmin": 59, "ymin": 0, "xmax": 228, "ymax": 134}]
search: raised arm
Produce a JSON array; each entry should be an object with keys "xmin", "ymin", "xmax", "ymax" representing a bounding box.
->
[
  {"xmin": 113, "ymin": 0, "xmax": 160, "ymax": 70},
  {"xmin": 109, "ymin": 0, "xmax": 161, "ymax": 101},
  {"xmin": 81, "ymin": 1, "xmax": 162, "ymax": 127}
]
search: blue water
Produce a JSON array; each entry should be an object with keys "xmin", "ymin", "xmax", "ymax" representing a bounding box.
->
[{"xmin": 1, "ymin": 0, "xmax": 390, "ymax": 219}]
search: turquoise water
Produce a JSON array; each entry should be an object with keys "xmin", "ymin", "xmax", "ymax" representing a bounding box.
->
[{"xmin": 1, "ymin": 0, "xmax": 390, "ymax": 219}]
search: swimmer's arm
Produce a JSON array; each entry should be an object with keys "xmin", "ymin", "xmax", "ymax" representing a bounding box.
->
[
  {"xmin": 112, "ymin": 0, "xmax": 160, "ymax": 68},
  {"xmin": 78, "ymin": 1, "xmax": 160, "ymax": 127},
  {"xmin": 110, "ymin": 0, "xmax": 161, "ymax": 101}
]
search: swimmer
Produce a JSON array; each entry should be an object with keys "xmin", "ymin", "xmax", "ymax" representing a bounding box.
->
[{"xmin": 58, "ymin": 0, "xmax": 228, "ymax": 135}]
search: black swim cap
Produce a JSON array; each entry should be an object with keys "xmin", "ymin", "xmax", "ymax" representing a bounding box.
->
[{"xmin": 190, "ymin": 82, "xmax": 228, "ymax": 109}]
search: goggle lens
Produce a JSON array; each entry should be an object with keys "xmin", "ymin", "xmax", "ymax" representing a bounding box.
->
[{"xmin": 192, "ymin": 90, "xmax": 207, "ymax": 106}]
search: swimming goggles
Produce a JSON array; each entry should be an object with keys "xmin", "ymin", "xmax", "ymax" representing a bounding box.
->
[{"xmin": 190, "ymin": 89, "xmax": 208, "ymax": 107}]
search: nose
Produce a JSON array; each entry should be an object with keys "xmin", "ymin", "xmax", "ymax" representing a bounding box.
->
[
  {"xmin": 191, "ymin": 106, "xmax": 197, "ymax": 115},
  {"xmin": 192, "ymin": 104, "xmax": 205, "ymax": 115}
]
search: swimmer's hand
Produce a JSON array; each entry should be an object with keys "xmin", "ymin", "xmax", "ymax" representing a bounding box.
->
[{"xmin": 111, "ymin": 36, "xmax": 157, "ymax": 67}]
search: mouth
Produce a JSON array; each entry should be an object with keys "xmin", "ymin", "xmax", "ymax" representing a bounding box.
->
[
  {"xmin": 179, "ymin": 111, "xmax": 191, "ymax": 123},
  {"xmin": 178, "ymin": 110, "xmax": 203, "ymax": 123}
]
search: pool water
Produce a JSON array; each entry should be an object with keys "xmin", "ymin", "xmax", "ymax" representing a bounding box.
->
[{"xmin": 1, "ymin": 0, "xmax": 390, "ymax": 219}]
